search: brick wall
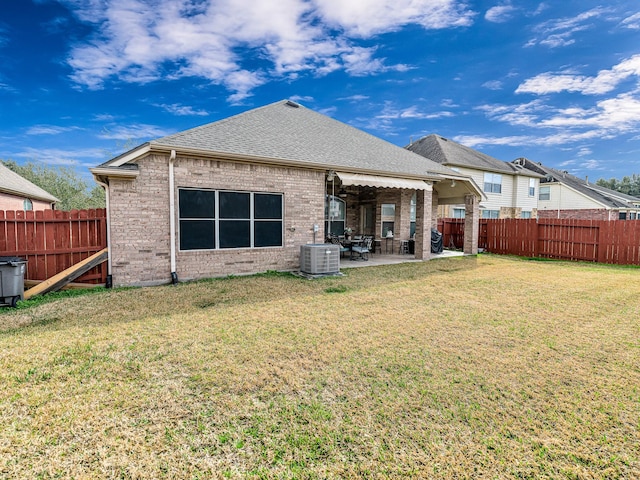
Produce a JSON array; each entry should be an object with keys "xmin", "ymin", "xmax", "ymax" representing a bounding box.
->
[
  {"xmin": 0, "ymin": 192, "xmax": 53, "ymax": 211},
  {"xmin": 537, "ymin": 208, "xmax": 615, "ymax": 220},
  {"xmin": 108, "ymin": 154, "xmax": 325, "ymax": 286}
]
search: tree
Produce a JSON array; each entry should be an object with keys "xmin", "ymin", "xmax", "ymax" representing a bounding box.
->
[
  {"xmin": 1, "ymin": 160, "xmax": 105, "ymax": 211},
  {"xmin": 596, "ymin": 174, "xmax": 640, "ymax": 197}
]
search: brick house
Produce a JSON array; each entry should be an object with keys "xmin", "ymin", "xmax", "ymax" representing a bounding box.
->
[
  {"xmin": 0, "ymin": 163, "xmax": 58, "ymax": 210},
  {"xmin": 91, "ymin": 100, "xmax": 483, "ymax": 287},
  {"xmin": 516, "ymin": 158, "xmax": 640, "ymax": 220},
  {"xmin": 406, "ymin": 134, "xmax": 542, "ymax": 219}
]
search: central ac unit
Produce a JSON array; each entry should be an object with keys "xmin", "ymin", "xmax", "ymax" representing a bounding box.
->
[{"xmin": 300, "ymin": 244, "xmax": 340, "ymax": 275}]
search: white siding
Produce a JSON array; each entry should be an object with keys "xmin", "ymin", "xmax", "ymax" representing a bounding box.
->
[
  {"xmin": 512, "ymin": 175, "xmax": 539, "ymax": 211},
  {"xmin": 538, "ymin": 183, "xmax": 605, "ymax": 213},
  {"xmin": 455, "ymin": 167, "xmax": 538, "ymax": 212}
]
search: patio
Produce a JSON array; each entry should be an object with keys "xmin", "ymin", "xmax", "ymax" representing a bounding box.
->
[{"xmin": 339, "ymin": 249, "xmax": 465, "ymax": 268}]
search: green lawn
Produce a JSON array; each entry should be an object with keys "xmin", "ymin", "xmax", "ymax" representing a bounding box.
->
[{"xmin": 1, "ymin": 255, "xmax": 639, "ymax": 479}]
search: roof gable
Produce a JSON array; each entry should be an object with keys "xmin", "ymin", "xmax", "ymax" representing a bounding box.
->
[
  {"xmin": 407, "ymin": 134, "xmax": 540, "ymax": 177},
  {"xmin": 0, "ymin": 163, "xmax": 59, "ymax": 203},
  {"xmin": 103, "ymin": 100, "xmax": 454, "ymax": 179}
]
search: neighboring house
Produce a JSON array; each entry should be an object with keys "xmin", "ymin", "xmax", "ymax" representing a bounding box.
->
[
  {"xmin": 406, "ymin": 134, "xmax": 542, "ymax": 219},
  {"xmin": 0, "ymin": 162, "xmax": 58, "ymax": 210},
  {"xmin": 516, "ymin": 158, "xmax": 640, "ymax": 220},
  {"xmin": 91, "ymin": 100, "xmax": 484, "ymax": 287}
]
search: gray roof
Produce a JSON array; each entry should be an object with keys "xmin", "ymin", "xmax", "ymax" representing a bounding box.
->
[
  {"xmin": 101, "ymin": 100, "xmax": 455, "ymax": 179},
  {"xmin": 516, "ymin": 158, "xmax": 640, "ymax": 209},
  {"xmin": 406, "ymin": 134, "xmax": 541, "ymax": 177},
  {"xmin": 0, "ymin": 163, "xmax": 59, "ymax": 203}
]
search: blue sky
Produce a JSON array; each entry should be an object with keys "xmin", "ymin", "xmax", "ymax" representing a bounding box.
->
[{"xmin": 1, "ymin": 0, "xmax": 639, "ymax": 183}]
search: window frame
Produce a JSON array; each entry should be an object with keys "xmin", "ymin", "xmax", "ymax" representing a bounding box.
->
[
  {"xmin": 178, "ymin": 188, "xmax": 283, "ymax": 251},
  {"xmin": 539, "ymin": 185, "xmax": 550, "ymax": 201},
  {"xmin": 325, "ymin": 195, "xmax": 346, "ymax": 237},
  {"xmin": 381, "ymin": 203, "xmax": 395, "ymax": 237},
  {"xmin": 481, "ymin": 209, "xmax": 500, "ymax": 219},
  {"xmin": 483, "ymin": 173, "xmax": 502, "ymax": 194},
  {"xmin": 452, "ymin": 208, "xmax": 466, "ymax": 219},
  {"xmin": 528, "ymin": 178, "xmax": 536, "ymax": 197}
]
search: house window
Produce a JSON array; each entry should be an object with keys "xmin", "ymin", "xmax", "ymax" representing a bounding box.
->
[
  {"xmin": 325, "ymin": 195, "xmax": 345, "ymax": 236},
  {"xmin": 539, "ymin": 186, "xmax": 550, "ymax": 201},
  {"xmin": 453, "ymin": 208, "xmax": 466, "ymax": 219},
  {"xmin": 381, "ymin": 203, "xmax": 395, "ymax": 237},
  {"xmin": 483, "ymin": 173, "xmax": 502, "ymax": 194},
  {"xmin": 529, "ymin": 178, "xmax": 536, "ymax": 197},
  {"xmin": 481, "ymin": 209, "xmax": 500, "ymax": 219},
  {"xmin": 521, "ymin": 211, "xmax": 532, "ymax": 219},
  {"xmin": 179, "ymin": 188, "xmax": 283, "ymax": 250},
  {"xmin": 23, "ymin": 199, "xmax": 33, "ymax": 211},
  {"xmin": 619, "ymin": 212, "xmax": 627, "ymax": 220}
]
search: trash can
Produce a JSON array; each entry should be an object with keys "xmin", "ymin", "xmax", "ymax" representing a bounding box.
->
[
  {"xmin": 0, "ymin": 257, "xmax": 27, "ymax": 308},
  {"xmin": 431, "ymin": 228, "xmax": 443, "ymax": 254}
]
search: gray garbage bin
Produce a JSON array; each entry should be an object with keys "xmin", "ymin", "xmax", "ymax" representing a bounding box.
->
[{"xmin": 0, "ymin": 257, "xmax": 27, "ymax": 308}]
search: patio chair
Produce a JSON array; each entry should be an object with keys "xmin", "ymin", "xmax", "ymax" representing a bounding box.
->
[
  {"xmin": 329, "ymin": 234, "xmax": 350, "ymax": 258},
  {"xmin": 351, "ymin": 236, "xmax": 372, "ymax": 261}
]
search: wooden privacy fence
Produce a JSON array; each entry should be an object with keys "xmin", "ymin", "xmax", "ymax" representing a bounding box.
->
[
  {"xmin": 438, "ymin": 218, "xmax": 465, "ymax": 249},
  {"xmin": 478, "ymin": 218, "xmax": 640, "ymax": 266},
  {"xmin": 0, "ymin": 209, "xmax": 108, "ymax": 284}
]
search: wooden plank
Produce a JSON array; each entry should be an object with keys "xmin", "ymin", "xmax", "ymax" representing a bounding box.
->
[
  {"xmin": 24, "ymin": 279, "xmax": 105, "ymax": 290},
  {"xmin": 24, "ymin": 248, "xmax": 108, "ymax": 299}
]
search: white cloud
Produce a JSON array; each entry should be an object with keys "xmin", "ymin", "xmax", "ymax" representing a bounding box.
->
[
  {"xmin": 60, "ymin": 0, "xmax": 475, "ymax": 102},
  {"xmin": 98, "ymin": 124, "xmax": 173, "ymax": 140},
  {"xmin": 485, "ymin": 5, "xmax": 516, "ymax": 23},
  {"xmin": 154, "ymin": 103, "xmax": 209, "ymax": 116},
  {"xmin": 526, "ymin": 7, "xmax": 610, "ymax": 48},
  {"xmin": 13, "ymin": 147, "xmax": 107, "ymax": 168},
  {"xmin": 339, "ymin": 94, "xmax": 369, "ymax": 101},
  {"xmin": 580, "ymin": 159, "xmax": 601, "ymax": 170},
  {"xmin": 472, "ymin": 91, "xmax": 640, "ymax": 150},
  {"xmin": 26, "ymin": 125, "xmax": 80, "ymax": 135},
  {"xmin": 576, "ymin": 147, "xmax": 592, "ymax": 157},
  {"xmin": 516, "ymin": 54, "xmax": 640, "ymax": 95},
  {"xmin": 289, "ymin": 95, "xmax": 315, "ymax": 103},
  {"xmin": 482, "ymin": 80, "xmax": 503, "ymax": 90},
  {"xmin": 314, "ymin": 0, "xmax": 475, "ymax": 36},
  {"xmin": 377, "ymin": 104, "xmax": 454, "ymax": 121},
  {"xmin": 620, "ymin": 12, "xmax": 640, "ymax": 30}
]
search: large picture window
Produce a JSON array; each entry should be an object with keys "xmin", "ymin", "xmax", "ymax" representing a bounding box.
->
[{"xmin": 179, "ymin": 189, "xmax": 283, "ymax": 250}]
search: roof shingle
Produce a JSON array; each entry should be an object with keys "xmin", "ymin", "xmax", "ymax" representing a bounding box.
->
[{"xmin": 0, "ymin": 163, "xmax": 59, "ymax": 203}]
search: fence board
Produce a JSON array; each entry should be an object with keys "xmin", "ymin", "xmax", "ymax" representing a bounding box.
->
[
  {"xmin": 471, "ymin": 218, "xmax": 640, "ymax": 266},
  {"xmin": 0, "ymin": 208, "xmax": 107, "ymax": 284}
]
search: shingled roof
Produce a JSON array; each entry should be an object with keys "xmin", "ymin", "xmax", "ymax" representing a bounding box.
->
[
  {"xmin": 0, "ymin": 163, "xmax": 59, "ymax": 203},
  {"xmin": 99, "ymin": 100, "xmax": 456, "ymax": 180},
  {"xmin": 406, "ymin": 134, "xmax": 540, "ymax": 177},
  {"xmin": 516, "ymin": 158, "xmax": 640, "ymax": 209}
]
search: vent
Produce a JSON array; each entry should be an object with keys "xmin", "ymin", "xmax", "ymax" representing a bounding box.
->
[
  {"xmin": 285, "ymin": 100, "xmax": 300, "ymax": 108},
  {"xmin": 300, "ymin": 244, "xmax": 340, "ymax": 275}
]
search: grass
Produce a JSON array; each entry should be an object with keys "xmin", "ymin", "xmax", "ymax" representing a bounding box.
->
[{"xmin": 1, "ymin": 254, "xmax": 639, "ymax": 479}]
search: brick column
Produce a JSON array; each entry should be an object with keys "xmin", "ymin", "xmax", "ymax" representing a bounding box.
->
[
  {"xmin": 431, "ymin": 190, "xmax": 439, "ymax": 228},
  {"xmin": 464, "ymin": 194, "xmax": 479, "ymax": 255},
  {"xmin": 414, "ymin": 188, "xmax": 433, "ymax": 260}
]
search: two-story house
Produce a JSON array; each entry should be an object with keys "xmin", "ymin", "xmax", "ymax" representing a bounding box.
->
[
  {"xmin": 406, "ymin": 135, "xmax": 542, "ymax": 219},
  {"xmin": 515, "ymin": 158, "xmax": 640, "ymax": 220}
]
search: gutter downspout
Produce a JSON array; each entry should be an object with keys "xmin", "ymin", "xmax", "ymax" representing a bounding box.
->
[
  {"xmin": 169, "ymin": 150, "xmax": 178, "ymax": 284},
  {"xmin": 95, "ymin": 179, "xmax": 113, "ymax": 288}
]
